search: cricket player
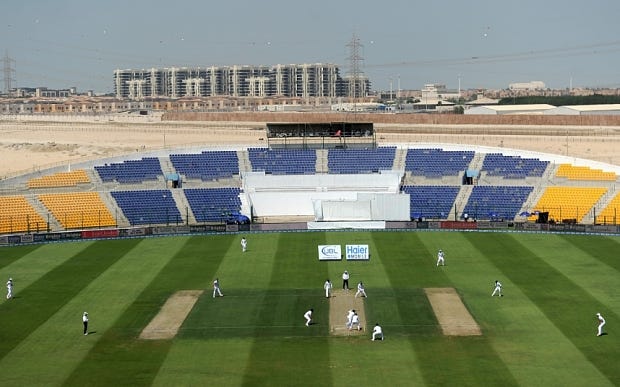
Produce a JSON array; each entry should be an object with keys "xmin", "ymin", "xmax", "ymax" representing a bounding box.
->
[
  {"xmin": 436, "ymin": 249, "xmax": 445, "ymax": 266},
  {"xmin": 372, "ymin": 323, "xmax": 383, "ymax": 341},
  {"xmin": 342, "ymin": 270, "xmax": 350, "ymax": 290},
  {"xmin": 213, "ymin": 278, "xmax": 224, "ymax": 298},
  {"xmin": 350, "ymin": 312, "xmax": 361, "ymax": 331},
  {"xmin": 83, "ymin": 312, "xmax": 89, "ymax": 335},
  {"xmin": 346, "ymin": 309, "xmax": 355, "ymax": 329},
  {"xmin": 241, "ymin": 237, "xmax": 247, "ymax": 252},
  {"xmin": 491, "ymin": 280, "xmax": 503, "ymax": 297},
  {"xmin": 596, "ymin": 313, "xmax": 606, "ymax": 336},
  {"xmin": 304, "ymin": 308, "xmax": 313, "ymax": 326},
  {"xmin": 324, "ymin": 279, "xmax": 333, "ymax": 298},
  {"xmin": 6, "ymin": 278, "xmax": 13, "ymax": 299},
  {"xmin": 355, "ymin": 281, "xmax": 367, "ymax": 298}
]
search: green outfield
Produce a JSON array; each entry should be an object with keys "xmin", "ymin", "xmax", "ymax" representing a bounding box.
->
[{"xmin": 0, "ymin": 231, "xmax": 618, "ymax": 386}]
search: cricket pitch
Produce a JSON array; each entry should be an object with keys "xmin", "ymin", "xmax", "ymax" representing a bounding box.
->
[
  {"xmin": 425, "ymin": 287, "xmax": 482, "ymax": 336},
  {"xmin": 139, "ymin": 290, "xmax": 204, "ymax": 340},
  {"xmin": 329, "ymin": 289, "xmax": 367, "ymax": 336}
]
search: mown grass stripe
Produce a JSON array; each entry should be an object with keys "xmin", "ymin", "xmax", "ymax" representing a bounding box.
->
[
  {"xmin": 0, "ymin": 242, "xmax": 93, "ymax": 306},
  {"xmin": 0, "ymin": 244, "xmax": 41, "ymax": 270},
  {"xmin": 63, "ymin": 234, "xmax": 235, "ymax": 386},
  {"xmin": 0, "ymin": 237, "xmax": 188, "ymax": 386},
  {"xmin": 465, "ymin": 232, "xmax": 620, "ymax": 385},
  {"xmin": 560, "ymin": 234, "xmax": 620, "ymax": 271},
  {"xmin": 152, "ymin": 233, "xmax": 274, "ymax": 386},
  {"xmin": 431, "ymin": 232, "xmax": 609, "ymax": 386},
  {"xmin": 0, "ymin": 239, "xmax": 138, "ymax": 362},
  {"xmin": 241, "ymin": 232, "xmax": 332, "ymax": 387},
  {"xmin": 378, "ymin": 231, "xmax": 519, "ymax": 387}
]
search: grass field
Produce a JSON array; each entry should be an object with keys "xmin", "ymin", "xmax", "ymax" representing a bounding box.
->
[{"xmin": 0, "ymin": 230, "xmax": 618, "ymax": 386}]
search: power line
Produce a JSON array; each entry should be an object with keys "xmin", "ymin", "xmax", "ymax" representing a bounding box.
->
[{"xmin": 1, "ymin": 51, "xmax": 16, "ymax": 94}]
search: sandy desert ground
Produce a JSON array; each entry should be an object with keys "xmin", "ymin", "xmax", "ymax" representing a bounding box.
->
[{"xmin": 2, "ymin": 117, "xmax": 620, "ymax": 179}]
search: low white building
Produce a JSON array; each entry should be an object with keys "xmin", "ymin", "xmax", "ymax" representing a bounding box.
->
[
  {"xmin": 544, "ymin": 104, "xmax": 620, "ymax": 115},
  {"xmin": 465, "ymin": 104, "xmax": 555, "ymax": 115},
  {"xmin": 508, "ymin": 81, "xmax": 546, "ymax": 90}
]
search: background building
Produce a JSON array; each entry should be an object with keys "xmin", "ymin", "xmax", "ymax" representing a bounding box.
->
[{"xmin": 114, "ymin": 63, "xmax": 370, "ymax": 100}]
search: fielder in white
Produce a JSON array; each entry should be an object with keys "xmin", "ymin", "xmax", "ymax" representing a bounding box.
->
[
  {"xmin": 436, "ymin": 249, "xmax": 445, "ymax": 266},
  {"xmin": 304, "ymin": 309, "xmax": 313, "ymax": 326},
  {"xmin": 6, "ymin": 278, "xmax": 13, "ymax": 299},
  {"xmin": 372, "ymin": 323, "xmax": 383, "ymax": 341},
  {"xmin": 346, "ymin": 309, "xmax": 355, "ymax": 329},
  {"xmin": 596, "ymin": 313, "xmax": 606, "ymax": 336},
  {"xmin": 491, "ymin": 280, "xmax": 503, "ymax": 297},
  {"xmin": 355, "ymin": 281, "xmax": 367, "ymax": 298},
  {"xmin": 241, "ymin": 237, "xmax": 247, "ymax": 252},
  {"xmin": 324, "ymin": 279, "xmax": 333, "ymax": 298},
  {"xmin": 213, "ymin": 278, "xmax": 224, "ymax": 298}
]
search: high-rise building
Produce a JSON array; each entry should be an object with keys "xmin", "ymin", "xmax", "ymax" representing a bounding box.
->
[{"xmin": 113, "ymin": 63, "xmax": 370, "ymax": 100}]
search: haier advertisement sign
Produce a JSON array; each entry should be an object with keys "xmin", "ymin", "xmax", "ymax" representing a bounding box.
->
[
  {"xmin": 345, "ymin": 244, "xmax": 369, "ymax": 260},
  {"xmin": 318, "ymin": 245, "xmax": 342, "ymax": 260}
]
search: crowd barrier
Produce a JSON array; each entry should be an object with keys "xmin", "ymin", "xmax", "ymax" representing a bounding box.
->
[{"xmin": 1, "ymin": 221, "xmax": 619, "ymax": 246}]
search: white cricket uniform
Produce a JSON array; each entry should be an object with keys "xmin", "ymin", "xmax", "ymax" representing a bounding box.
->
[
  {"xmin": 372, "ymin": 325, "xmax": 383, "ymax": 341},
  {"xmin": 213, "ymin": 280, "xmax": 223, "ymax": 297},
  {"xmin": 597, "ymin": 313, "xmax": 606, "ymax": 336},
  {"xmin": 346, "ymin": 310, "xmax": 355, "ymax": 328},
  {"xmin": 6, "ymin": 280, "xmax": 13, "ymax": 299},
  {"xmin": 304, "ymin": 310, "xmax": 313, "ymax": 326},
  {"xmin": 241, "ymin": 238, "xmax": 247, "ymax": 252},
  {"xmin": 491, "ymin": 281, "xmax": 503, "ymax": 297},
  {"xmin": 436, "ymin": 250, "xmax": 445, "ymax": 266},
  {"xmin": 355, "ymin": 282, "xmax": 367, "ymax": 298},
  {"xmin": 324, "ymin": 280, "xmax": 332, "ymax": 298},
  {"xmin": 350, "ymin": 314, "xmax": 361, "ymax": 331}
]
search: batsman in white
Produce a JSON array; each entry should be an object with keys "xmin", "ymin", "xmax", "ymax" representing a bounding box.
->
[{"xmin": 324, "ymin": 279, "xmax": 333, "ymax": 298}]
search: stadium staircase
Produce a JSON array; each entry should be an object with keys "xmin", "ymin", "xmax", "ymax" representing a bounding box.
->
[
  {"xmin": 582, "ymin": 184, "xmax": 618, "ymax": 224},
  {"xmin": 25, "ymin": 194, "xmax": 61, "ymax": 232},
  {"xmin": 100, "ymin": 192, "xmax": 130, "ymax": 228},
  {"xmin": 171, "ymin": 189, "xmax": 196, "ymax": 225},
  {"xmin": 392, "ymin": 148, "xmax": 407, "ymax": 171},
  {"xmin": 449, "ymin": 185, "xmax": 474, "ymax": 220},
  {"xmin": 316, "ymin": 149, "xmax": 328, "ymax": 173},
  {"xmin": 237, "ymin": 150, "xmax": 252, "ymax": 174}
]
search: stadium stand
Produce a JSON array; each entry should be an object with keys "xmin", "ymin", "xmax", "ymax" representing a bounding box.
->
[
  {"xmin": 555, "ymin": 164, "xmax": 617, "ymax": 181},
  {"xmin": 248, "ymin": 148, "xmax": 316, "ymax": 174},
  {"xmin": 597, "ymin": 192, "xmax": 620, "ymax": 224},
  {"xmin": 405, "ymin": 149, "xmax": 474, "ymax": 177},
  {"xmin": 94, "ymin": 157, "xmax": 163, "ymax": 183},
  {"xmin": 184, "ymin": 188, "xmax": 243, "ymax": 223},
  {"xmin": 327, "ymin": 147, "xmax": 396, "ymax": 174},
  {"xmin": 462, "ymin": 186, "xmax": 533, "ymax": 221},
  {"xmin": 481, "ymin": 154, "xmax": 549, "ymax": 178},
  {"xmin": 529, "ymin": 186, "xmax": 607, "ymax": 223},
  {"xmin": 0, "ymin": 195, "xmax": 47, "ymax": 233},
  {"xmin": 27, "ymin": 169, "xmax": 90, "ymax": 188},
  {"xmin": 170, "ymin": 151, "xmax": 239, "ymax": 181},
  {"xmin": 111, "ymin": 190, "xmax": 181, "ymax": 225},
  {"xmin": 38, "ymin": 192, "xmax": 116, "ymax": 229},
  {"xmin": 402, "ymin": 185, "xmax": 460, "ymax": 220}
]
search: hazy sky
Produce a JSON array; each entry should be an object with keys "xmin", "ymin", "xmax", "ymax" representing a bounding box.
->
[{"xmin": 2, "ymin": 0, "xmax": 619, "ymax": 94}]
